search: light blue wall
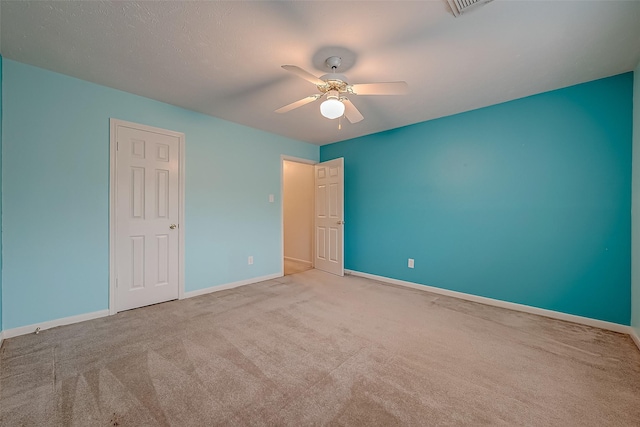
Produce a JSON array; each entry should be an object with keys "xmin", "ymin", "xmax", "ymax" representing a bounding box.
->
[
  {"xmin": 632, "ymin": 62, "xmax": 640, "ymax": 337},
  {"xmin": 322, "ymin": 73, "xmax": 633, "ymax": 325},
  {"xmin": 2, "ymin": 59, "xmax": 318, "ymax": 330}
]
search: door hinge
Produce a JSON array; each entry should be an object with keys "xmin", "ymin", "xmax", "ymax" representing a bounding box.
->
[
  {"xmin": 115, "ymin": 278, "xmax": 118, "ymax": 288},
  {"xmin": 116, "ymin": 140, "xmax": 119, "ymax": 151}
]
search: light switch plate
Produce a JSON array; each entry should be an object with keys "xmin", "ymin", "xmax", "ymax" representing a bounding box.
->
[{"xmin": 408, "ymin": 258, "xmax": 414, "ymax": 268}]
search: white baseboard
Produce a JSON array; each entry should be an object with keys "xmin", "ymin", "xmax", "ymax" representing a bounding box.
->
[
  {"xmin": 630, "ymin": 329, "xmax": 640, "ymax": 352},
  {"xmin": 183, "ymin": 273, "xmax": 282, "ymax": 299},
  {"xmin": 2, "ymin": 309, "xmax": 110, "ymax": 340},
  {"xmin": 284, "ymin": 256, "xmax": 312, "ymax": 265},
  {"xmin": 1, "ymin": 274, "xmax": 283, "ymax": 342},
  {"xmin": 346, "ymin": 270, "xmax": 633, "ymax": 335}
]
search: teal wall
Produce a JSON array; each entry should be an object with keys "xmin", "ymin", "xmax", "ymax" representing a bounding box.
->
[
  {"xmin": 632, "ymin": 62, "xmax": 640, "ymax": 337},
  {"xmin": 322, "ymin": 73, "xmax": 633, "ymax": 325},
  {"xmin": 2, "ymin": 59, "xmax": 318, "ymax": 330}
]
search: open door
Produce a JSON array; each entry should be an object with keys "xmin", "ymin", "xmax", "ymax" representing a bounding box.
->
[{"xmin": 314, "ymin": 158, "xmax": 344, "ymax": 276}]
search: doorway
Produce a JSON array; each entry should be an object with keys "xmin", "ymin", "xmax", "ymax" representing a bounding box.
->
[
  {"xmin": 283, "ymin": 159, "xmax": 315, "ymax": 275},
  {"xmin": 282, "ymin": 156, "xmax": 345, "ymax": 277}
]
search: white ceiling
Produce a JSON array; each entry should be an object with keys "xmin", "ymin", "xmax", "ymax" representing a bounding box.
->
[{"xmin": 1, "ymin": 1, "xmax": 639, "ymax": 145}]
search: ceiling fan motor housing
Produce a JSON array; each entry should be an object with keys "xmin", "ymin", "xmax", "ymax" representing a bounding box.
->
[{"xmin": 317, "ymin": 75, "xmax": 349, "ymax": 93}]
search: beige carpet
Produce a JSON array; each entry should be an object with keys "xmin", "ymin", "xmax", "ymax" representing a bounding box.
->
[
  {"xmin": 284, "ymin": 258, "xmax": 313, "ymax": 275},
  {"xmin": 1, "ymin": 269, "xmax": 639, "ymax": 426}
]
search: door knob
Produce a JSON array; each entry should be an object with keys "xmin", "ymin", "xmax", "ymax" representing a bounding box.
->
[
  {"xmin": 337, "ymin": 220, "xmax": 345, "ymax": 225},
  {"xmin": 170, "ymin": 224, "xmax": 177, "ymax": 229}
]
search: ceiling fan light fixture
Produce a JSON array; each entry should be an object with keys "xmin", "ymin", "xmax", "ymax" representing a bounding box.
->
[{"xmin": 320, "ymin": 91, "xmax": 345, "ymax": 119}]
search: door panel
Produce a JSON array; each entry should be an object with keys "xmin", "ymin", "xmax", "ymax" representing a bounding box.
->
[
  {"xmin": 314, "ymin": 158, "xmax": 344, "ymax": 276},
  {"xmin": 115, "ymin": 124, "xmax": 181, "ymax": 311},
  {"xmin": 329, "ymin": 228, "xmax": 339, "ymax": 262},
  {"xmin": 131, "ymin": 236, "xmax": 145, "ymax": 289},
  {"xmin": 157, "ymin": 234, "xmax": 169, "ymax": 285},
  {"xmin": 157, "ymin": 170, "xmax": 169, "ymax": 218},
  {"xmin": 317, "ymin": 227, "xmax": 326, "ymax": 260}
]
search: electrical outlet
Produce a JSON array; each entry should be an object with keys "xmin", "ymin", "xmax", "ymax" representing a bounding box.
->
[
  {"xmin": 408, "ymin": 258, "xmax": 414, "ymax": 268},
  {"xmin": 269, "ymin": 194, "xmax": 274, "ymax": 203},
  {"xmin": 248, "ymin": 256, "xmax": 254, "ymax": 265}
]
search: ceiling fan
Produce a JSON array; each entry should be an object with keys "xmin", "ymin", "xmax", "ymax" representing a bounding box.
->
[{"xmin": 275, "ymin": 56, "xmax": 408, "ymax": 124}]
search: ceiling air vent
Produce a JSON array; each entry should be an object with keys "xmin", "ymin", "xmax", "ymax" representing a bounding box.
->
[{"xmin": 447, "ymin": 0, "xmax": 494, "ymax": 17}]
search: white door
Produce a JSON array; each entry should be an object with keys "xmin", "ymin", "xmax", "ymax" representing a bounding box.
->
[
  {"xmin": 114, "ymin": 122, "xmax": 182, "ymax": 312},
  {"xmin": 314, "ymin": 158, "xmax": 344, "ymax": 276}
]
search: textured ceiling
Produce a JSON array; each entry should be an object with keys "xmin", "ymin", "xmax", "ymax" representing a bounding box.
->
[{"xmin": 1, "ymin": 1, "xmax": 640, "ymax": 145}]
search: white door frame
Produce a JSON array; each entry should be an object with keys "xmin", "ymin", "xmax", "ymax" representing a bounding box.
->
[
  {"xmin": 109, "ymin": 118, "xmax": 186, "ymax": 315},
  {"xmin": 280, "ymin": 155, "xmax": 317, "ymax": 275}
]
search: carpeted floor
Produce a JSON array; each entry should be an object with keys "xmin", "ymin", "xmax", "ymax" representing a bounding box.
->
[
  {"xmin": 284, "ymin": 258, "xmax": 313, "ymax": 276},
  {"xmin": 1, "ymin": 269, "xmax": 639, "ymax": 426}
]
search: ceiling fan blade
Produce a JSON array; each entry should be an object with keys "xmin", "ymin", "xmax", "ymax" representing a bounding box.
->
[
  {"xmin": 282, "ymin": 65, "xmax": 325, "ymax": 86},
  {"xmin": 350, "ymin": 81, "xmax": 408, "ymax": 95},
  {"xmin": 275, "ymin": 95, "xmax": 320, "ymax": 114},
  {"xmin": 342, "ymin": 98, "xmax": 364, "ymax": 124}
]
